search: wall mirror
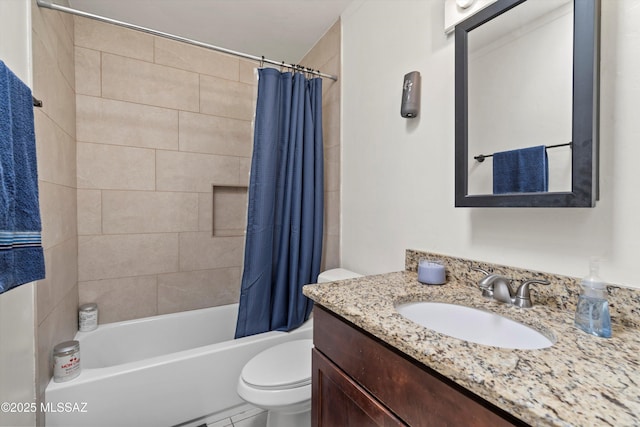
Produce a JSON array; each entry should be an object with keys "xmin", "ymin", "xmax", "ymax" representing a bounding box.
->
[{"xmin": 455, "ymin": 0, "xmax": 600, "ymax": 207}]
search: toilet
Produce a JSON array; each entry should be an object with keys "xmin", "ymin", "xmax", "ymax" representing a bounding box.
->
[{"xmin": 237, "ymin": 268, "xmax": 362, "ymax": 427}]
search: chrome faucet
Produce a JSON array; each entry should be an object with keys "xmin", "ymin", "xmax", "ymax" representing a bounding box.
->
[{"xmin": 471, "ymin": 267, "xmax": 550, "ymax": 308}]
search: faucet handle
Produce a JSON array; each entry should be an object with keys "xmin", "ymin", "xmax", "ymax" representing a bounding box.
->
[
  {"xmin": 470, "ymin": 267, "xmax": 492, "ymax": 296},
  {"xmin": 470, "ymin": 266, "xmax": 490, "ymax": 276},
  {"xmin": 514, "ymin": 279, "xmax": 550, "ymax": 308}
]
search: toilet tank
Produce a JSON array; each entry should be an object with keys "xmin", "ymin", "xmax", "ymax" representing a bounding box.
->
[{"xmin": 317, "ymin": 268, "xmax": 362, "ymax": 283}]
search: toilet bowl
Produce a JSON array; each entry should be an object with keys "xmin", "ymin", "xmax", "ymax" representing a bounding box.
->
[{"xmin": 237, "ymin": 268, "xmax": 362, "ymax": 427}]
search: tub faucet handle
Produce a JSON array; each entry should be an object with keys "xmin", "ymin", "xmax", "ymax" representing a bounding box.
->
[{"xmin": 514, "ymin": 279, "xmax": 550, "ymax": 308}]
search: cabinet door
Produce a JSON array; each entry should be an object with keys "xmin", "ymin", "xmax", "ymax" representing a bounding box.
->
[{"xmin": 312, "ymin": 349, "xmax": 406, "ymax": 427}]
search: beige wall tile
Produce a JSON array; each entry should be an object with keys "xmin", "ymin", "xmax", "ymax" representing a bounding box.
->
[
  {"xmin": 31, "ymin": 1, "xmax": 57, "ymax": 63},
  {"xmin": 323, "ymin": 89, "xmax": 340, "ymax": 149},
  {"xmin": 36, "ymin": 238, "xmax": 78, "ymax": 327},
  {"xmin": 57, "ymin": 4, "xmax": 74, "ymax": 43},
  {"xmin": 213, "ymin": 187, "xmax": 247, "ymax": 235},
  {"xmin": 156, "ymin": 150, "xmax": 240, "ymax": 192},
  {"xmin": 102, "ymin": 191, "xmax": 198, "ymax": 234},
  {"xmin": 77, "ymin": 142, "xmax": 155, "ymax": 190},
  {"xmin": 78, "ymin": 234, "xmax": 179, "ymax": 281},
  {"xmin": 79, "ymin": 276, "xmax": 158, "ymax": 323},
  {"xmin": 74, "ymin": 16, "xmax": 154, "ymax": 61},
  {"xmin": 154, "ymin": 37, "xmax": 239, "ymax": 80},
  {"xmin": 198, "ymin": 192, "xmax": 212, "ymax": 232},
  {"xmin": 157, "ymin": 268, "xmax": 241, "ymax": 314},
  {"xmin": 34, "ymin": 110, "xmax": 76, "ymax": 188},
  {"xmin": 309, "ymin": 20, "xmax": 341, "ymax": 272},
  {"xmin": 239, "ymin": 158, "xmax": 251, "ymax": 186},
  {"xmin": 179, "ymin": 233, "xmax": 243, "ymax": 272},
  {"xmin": 39, "ymin": 182, "xmax": 77, "ymax": 250},
  {"xmin": 325, "ymin": 190, "xmax": 340, "ymax": 237},
  {"xmin": 32, "ymin": 35, "xmax": 76, "ymax": 139},
  {"xmin": 179, "ymin": 111, "xmax": 252, "ymax": 157},
  {"xmin": 77, "ymin": 189, "xmax": 102, "ymax": 236},
  {"xmin": 324, "ymin": 144, "xmax": 340, "ymax": 192},
  {"xmin": 75, "ymin": 47, "xmax": 101, "ymax": 96},
  {"xmin": 301, "ymin": 19, "xmax": 341, "ymax": 72},
  {"xmin": 52, "ymin": 15, "xmax": 75, "ymax": 92},
  {"xmin": 102, "ymin": 53, "xmax": 199, "ymax": 111},
  {"xmin": 200, "ymin": 75, "xmax": 255, "ymax": 120},
  {"xmin": 239, "ymin": 60, "xmax": 258, "ymax": 85},
  {"xmin": 321, "ymin": 233, "xmax": 340, "ymax": 273},
  {"xmin": 76, "ymin": 95, "xmax": 179, "ymax": 150},
  {"xmin": 33, "ymin": 6, "xmax": 75, "ymax": 92},
  {"xmin": 32, "ymin": 2, "xmax": 78, "ymax": 413},
  {"xmin": 319, "ymin": 55, "xmax": 340, "ymax": 97},
  {"xmin": 37, "ymin": 284, "xmax": 78, "ymax": 398}
]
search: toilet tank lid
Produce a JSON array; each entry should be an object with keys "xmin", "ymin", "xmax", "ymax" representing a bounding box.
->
[{"xmin": 317, "ymin": 268, "xmax": 362, "ymax": 283}]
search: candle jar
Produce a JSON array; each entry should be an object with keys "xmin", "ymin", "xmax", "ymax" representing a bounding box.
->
[{"xmin": 417, "ymin": 259, "xmax": 446, "ymax": 285}]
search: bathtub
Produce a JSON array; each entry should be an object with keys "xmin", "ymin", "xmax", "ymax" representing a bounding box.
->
[{"xmin": 45, "ymin": 303, "xmax": 313, "ymax": 427}]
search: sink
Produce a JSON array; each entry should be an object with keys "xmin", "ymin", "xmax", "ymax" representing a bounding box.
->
[{"xmin": 395, "ymin": 302, "xmax": 553, "ymax": 350}]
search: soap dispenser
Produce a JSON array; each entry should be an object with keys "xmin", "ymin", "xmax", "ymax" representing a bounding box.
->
[{"xmin": 574, "ymin": 258, "xmax": 612, "ymax": 338}]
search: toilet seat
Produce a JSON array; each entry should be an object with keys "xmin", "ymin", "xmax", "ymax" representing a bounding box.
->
[{"xmin": 240, "ymin": 339, "xmax": 313, "ymax": 390}]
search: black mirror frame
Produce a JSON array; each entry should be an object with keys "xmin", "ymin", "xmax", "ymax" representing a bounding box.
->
[{"xmin": 455, "ymin": 0, "xmax": 600, "ymax": 207}]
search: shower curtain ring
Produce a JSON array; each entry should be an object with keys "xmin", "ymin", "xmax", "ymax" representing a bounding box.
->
[{"xmin": 260, "ymin": 56, "xmax": 264, "ymax": 68}]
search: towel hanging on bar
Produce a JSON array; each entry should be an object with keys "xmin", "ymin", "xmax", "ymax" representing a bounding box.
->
[
  {"xmin": 0, "ymin": 60, "xmax": 46, "ymax": 294},
  {"xmin": 492, "ymin": 145, "xmax": 549, "ymax": 194}
]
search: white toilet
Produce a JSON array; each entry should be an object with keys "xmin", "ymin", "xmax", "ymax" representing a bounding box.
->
[{"xmin": 236, "ymin": 268, "xmax": 362, "ymax": 427}]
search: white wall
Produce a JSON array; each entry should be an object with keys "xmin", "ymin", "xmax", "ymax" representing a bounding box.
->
[
  {"xmin": 0, "ymin": 0, "xmax": 33, "ymax": 84},
  {"xmin": 0, "ymin": 2, "xmax": 37, "ymax": 425},
  {"xmin": 341, "ymin": 0, "xmax": 640, "ymax": 289}
]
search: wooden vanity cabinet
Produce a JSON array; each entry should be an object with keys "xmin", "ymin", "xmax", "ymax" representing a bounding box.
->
[{"xmin": 311, "ymin": 305, "xmax": 527, "ymax": 427}]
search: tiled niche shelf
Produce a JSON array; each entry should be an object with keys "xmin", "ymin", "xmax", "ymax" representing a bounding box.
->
[{"xmin": 212, "ymin": 184, "xmax": 248, "ymax": 237}]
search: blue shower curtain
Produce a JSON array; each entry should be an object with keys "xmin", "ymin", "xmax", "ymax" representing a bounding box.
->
[{"xmin": 234, "ymin": 68, "xmax": 324, "ymax": 338}]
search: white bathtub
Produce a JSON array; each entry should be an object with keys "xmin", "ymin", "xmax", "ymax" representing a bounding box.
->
[{"xmin": 45, "ymin": 303, "xmax": 313, "ymax": 427}]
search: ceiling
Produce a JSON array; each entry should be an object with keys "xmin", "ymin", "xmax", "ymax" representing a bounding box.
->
[{"xmin": 66, "ymin": 0, "xmax": 353, "ymax": 64}]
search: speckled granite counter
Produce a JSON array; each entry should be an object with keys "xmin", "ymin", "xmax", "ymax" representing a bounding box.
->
[{"xmin": 303, "ymin": 251, "xmax": 640, "ymax": 427}]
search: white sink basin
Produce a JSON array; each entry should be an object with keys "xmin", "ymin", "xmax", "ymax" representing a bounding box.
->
[{"xmin": 396, "ymin": 302, "xmax": 553, "ymax": 350}]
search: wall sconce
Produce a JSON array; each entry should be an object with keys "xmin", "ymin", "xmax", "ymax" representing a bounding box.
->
[{"xmin": 444, "ymin": 0, "xmax": 498, "ymax": 34}]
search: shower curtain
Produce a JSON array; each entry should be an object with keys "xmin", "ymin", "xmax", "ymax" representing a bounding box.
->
[{"xmin": 235, "ymin": 68, "xmax": 323, "ymax": 338}]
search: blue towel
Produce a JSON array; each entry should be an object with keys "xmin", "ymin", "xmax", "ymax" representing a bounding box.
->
[
  {"xmin": 493, "ymin": 145, "xmax": 549, "ymax": 194},
  {"xmin": 0, "ymin": 60, "xmax": 45, "ymax": 294}
]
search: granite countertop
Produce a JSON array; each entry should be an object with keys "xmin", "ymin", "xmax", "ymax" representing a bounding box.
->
[{"xmin": 303, "ymin": 270, "xmax": 640, "ymax": 427}]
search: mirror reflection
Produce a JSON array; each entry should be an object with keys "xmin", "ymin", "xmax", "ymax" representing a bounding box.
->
[{"xmin": 466, "ymin": 0, "xmax": 573, "ymax": 195}]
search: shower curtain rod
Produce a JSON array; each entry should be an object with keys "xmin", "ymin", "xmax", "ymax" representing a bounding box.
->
[{"xmin": 35, "ymin": 0, "xmax": 338, "ymax": 82}]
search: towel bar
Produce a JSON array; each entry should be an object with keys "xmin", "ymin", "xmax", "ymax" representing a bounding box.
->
[{"xmin": 474, "ymin": 142, "xmax": 571, "ymax": 162}]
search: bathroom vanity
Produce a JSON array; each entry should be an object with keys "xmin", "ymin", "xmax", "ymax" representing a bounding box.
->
[
  {"xmin": 312, "ymin": 305, "xmax": 523, "ymax": 426},
  {"xmin": 303, "ymin": 251, "xmax": 640, "ymax": 426}
]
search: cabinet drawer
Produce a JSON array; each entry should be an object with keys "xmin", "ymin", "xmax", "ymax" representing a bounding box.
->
[{"xmin": 313, "ymin": 305, "xmax": 524, "ymax": 427}]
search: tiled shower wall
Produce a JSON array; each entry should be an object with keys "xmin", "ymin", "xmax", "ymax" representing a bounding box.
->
[
  {"xmin": 31, "ymin": 0, "xmax": 78, "ymax": 418},
  {"xmin": 74, "ymin": 17, "xmax": 253, "ymax": 322},
  {"xmin": 74, "ymin": 17, "xmax": 341, "ymax": 323},
  {"xmin": 302, "ymin": 20, "xmax": 342, "ymax": 271}
]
